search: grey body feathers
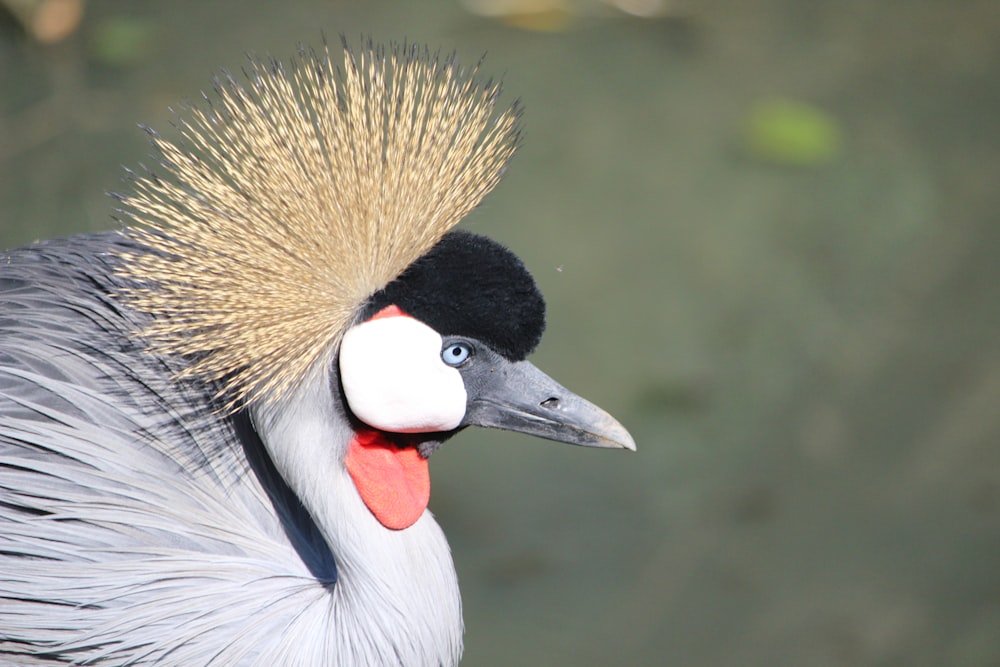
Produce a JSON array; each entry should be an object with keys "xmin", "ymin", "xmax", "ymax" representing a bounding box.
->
[{"xmin": 0, "ymin": 233, "xmax": 461, "ymax": 666}]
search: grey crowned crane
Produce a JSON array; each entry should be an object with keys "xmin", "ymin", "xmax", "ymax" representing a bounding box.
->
[{"xmin": 0, "ymin": 42, "xmax": 634, "ymax": 666}]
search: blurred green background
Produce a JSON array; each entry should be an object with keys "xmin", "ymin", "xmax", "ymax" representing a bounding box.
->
[{"xmin": 2, "ymin": 1, "xmax": 999, "ymax": 665}]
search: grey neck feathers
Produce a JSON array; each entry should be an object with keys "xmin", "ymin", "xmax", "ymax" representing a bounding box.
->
[{"xmin": 249, "ymin": 361, "xmax": 463, "ymax": 666}]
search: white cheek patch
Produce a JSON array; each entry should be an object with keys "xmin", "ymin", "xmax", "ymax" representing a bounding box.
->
[{"xmin": 339, "ymin": 315, "xmax": 467, "ymax": 433}]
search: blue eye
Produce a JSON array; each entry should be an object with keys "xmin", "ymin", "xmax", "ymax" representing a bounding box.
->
[{"xmin": 441, "ymin": 342, "xmax": 471, "ymax": 366}]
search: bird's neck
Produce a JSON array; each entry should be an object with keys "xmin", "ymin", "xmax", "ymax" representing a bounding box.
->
[{"xmin": 250, "ymin": 365, "xmax": 463, "ymax": 666}]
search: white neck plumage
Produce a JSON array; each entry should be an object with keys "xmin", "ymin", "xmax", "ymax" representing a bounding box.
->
[{"xmin": 250, "ymin": 362, "xmax": 463, "ymax": 666}]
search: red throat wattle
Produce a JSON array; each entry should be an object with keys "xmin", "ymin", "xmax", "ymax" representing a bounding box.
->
[
  {"xmin": 344, "ymin": 303, "xmax": 430, "ymax": 530},
  {"xmin": 345, "ymin": 430, "xmax": 430, "ymax": 530}
]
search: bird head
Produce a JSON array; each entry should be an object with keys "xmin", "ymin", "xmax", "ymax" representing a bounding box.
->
[
  {"xmin": 342, "ymin": 229, "xmax": 632, "ymax": 449},
  {"xmin": 115, "ymin": 41, "xmax": 633, "ymax": 532},
  {"xmin": 338, "ymin": 230, "xmax": 634, "ymax": 529}
]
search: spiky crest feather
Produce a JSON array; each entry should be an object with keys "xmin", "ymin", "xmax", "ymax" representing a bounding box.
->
[{"xmin": 116, "ymin": 41, "xmax": 521, "ymax": 409}]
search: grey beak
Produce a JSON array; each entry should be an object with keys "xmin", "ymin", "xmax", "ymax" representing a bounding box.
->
[{"xmin": 461, "ymin": 358, "xmax": 636, "ymax": 451}]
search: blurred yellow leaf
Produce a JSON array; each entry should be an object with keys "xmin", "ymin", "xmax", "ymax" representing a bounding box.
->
[{"xmin": 462, "ymin": 0, "xmax": 573, "ymax": 31}]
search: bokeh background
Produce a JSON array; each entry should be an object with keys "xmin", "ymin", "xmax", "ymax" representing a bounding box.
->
[{"xmin": 2, "ymin": 1, "xmax": 999, "ymax": 665}]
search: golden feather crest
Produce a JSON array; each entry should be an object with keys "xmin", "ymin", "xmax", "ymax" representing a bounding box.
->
[{"xmin": 116, "ymin": 42, "xmax": 521, "ymax": 409}]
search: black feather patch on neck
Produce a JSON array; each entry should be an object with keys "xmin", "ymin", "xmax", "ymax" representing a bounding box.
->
[{"xmin": 365, "ymin": 231, "xmax": 546, "ymax": 361}]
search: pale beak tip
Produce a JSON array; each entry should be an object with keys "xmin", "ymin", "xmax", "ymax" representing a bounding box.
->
[
  {"xmin": 621, "ymin": 432, "xmax": 637, "ymax": 452},
  {"xmin": 591, "ymin": 412, "xmax": 637, "ymax": 452},
  {"xmin": 608, "ymin": 421, "xmax": 637, "ymax": 452}
]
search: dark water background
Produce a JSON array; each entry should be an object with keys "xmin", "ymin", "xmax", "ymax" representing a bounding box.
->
[{"xmin": 2, "ymin": 1, "xmax": 999, "ymax": 665}]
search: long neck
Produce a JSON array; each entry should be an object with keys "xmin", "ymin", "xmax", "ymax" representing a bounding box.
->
[{"xmin": 250, "ymin": 363, "xmax": 463, "ymax": 666}]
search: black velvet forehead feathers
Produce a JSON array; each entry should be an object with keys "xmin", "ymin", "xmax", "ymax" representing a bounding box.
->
[{"xmin": 364, "ymin": 231, "xmax": 546, "ymax": 361}]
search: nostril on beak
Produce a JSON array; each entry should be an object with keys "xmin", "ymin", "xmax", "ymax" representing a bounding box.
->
[{"xmin": 540, "ymin": 397, "xmax": 560, "ymax": 410}]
